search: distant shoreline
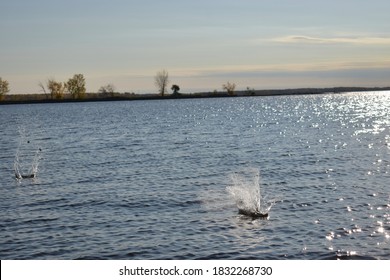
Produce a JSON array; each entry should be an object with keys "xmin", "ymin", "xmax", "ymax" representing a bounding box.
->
[{"xmin": 1, "ymin": 86, "xmax": 390, "ymax": 105}]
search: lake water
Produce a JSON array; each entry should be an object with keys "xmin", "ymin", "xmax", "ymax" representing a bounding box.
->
[{"xmin": 1, "ymin": 92, "xmax": 389, "ymax": 260}]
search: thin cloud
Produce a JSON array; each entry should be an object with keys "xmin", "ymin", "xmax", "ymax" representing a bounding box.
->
[
  {"xmin": 169, "ymin": 60, "xmax": 390, "ymax": 79},
  {"xmin": 271, "ymin": 35, "xmax": 390, "ymax": 45}
]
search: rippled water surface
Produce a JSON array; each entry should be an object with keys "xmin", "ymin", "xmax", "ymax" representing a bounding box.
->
[{"xmin": 1, "ymin": 92, "xmax": 390, "ymax": 259}]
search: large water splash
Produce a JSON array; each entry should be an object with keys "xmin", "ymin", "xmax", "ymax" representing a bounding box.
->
[
  {"xmin": 227, "ymin": 169, "xmax": 276, "ymax": 218},
  {"xmin": 14, "ymin": 127, "xmax": 42, "ymax": 180}
]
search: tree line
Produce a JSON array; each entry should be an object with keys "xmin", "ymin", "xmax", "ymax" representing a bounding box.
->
[
  {"xmin": 1, "ymin": 70, "xmax": 238, "ymax": 101},
  {"xmin": 38, "ymin": 74, "xmax": 86, "ymax": 99},
  {"xmin": 0, "ymin": 77, "xmax": 10, "ymax": 100},
  {"xmin": 154, "ymin": 69, "xmax": 236, "ymax": 96}
]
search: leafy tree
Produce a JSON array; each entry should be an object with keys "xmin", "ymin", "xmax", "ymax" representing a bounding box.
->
[
  {"xmin": 171, "ymin": 84, "xmax": 180, "ymax": 96},
  {"xmin": 0, "ymin": 77, "xmax": 10, "ymax": 100},
  {"xmin": 222, "ymin": 81, "xmax": 236, "ymax": 96},
  {"xmin": 98, "ymin": 83, "xmax": 116, "ymax": 97},
  {"xmin": 66, "ymin": 74, "xmax": 86, "ymax": 99},
  {"xmin": 154, "ymin": 69, "xmax": 169, "ymax": 96},
  {"xmin": 47, "ymin": 79, "xmax": 66, "ymax": 99}
]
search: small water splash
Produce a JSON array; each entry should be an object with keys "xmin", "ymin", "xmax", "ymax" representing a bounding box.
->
[
  {"xmin": 227, "ymin": 168, "xmax": 277, "ymax": 218},
  {"xmin": 14, "ymin": 127, "xmax": 42, "ymax": 180}
]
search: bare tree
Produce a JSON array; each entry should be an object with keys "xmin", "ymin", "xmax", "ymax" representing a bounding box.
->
[
  {"xmin": 47, "ymin": 79, "xmax": 66, "ymax": 99},
  {"xmin": 246, "ymin": 86, "xmax": 256, "ymax": 96},
  {"xmin": 0, "ymin": 77, "xmax": 10, "ymax": 100},
  {"xmin": 38, "ymin": 81, "xmax": 49, "ymax": 99},
  {"xmin": 222, "ymin": 81, "xmax": 236, "ymax": 96},
  {"xmin": 154, "ymin": 69, "xmax": 169, "ymax": 96},
  {"xmin": 98, "ymin": 83, "xmax": 116, "ymax": 97}
]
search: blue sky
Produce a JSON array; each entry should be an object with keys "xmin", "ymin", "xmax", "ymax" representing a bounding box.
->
[{"xmin": 1, "ymin": 0, "xmax": 389, "ymax": 94}]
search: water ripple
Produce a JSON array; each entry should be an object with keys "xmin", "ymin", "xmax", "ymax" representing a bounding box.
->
[{"xmin": 1, "ymin": 93, "xmax": 390, "ymax": 259}]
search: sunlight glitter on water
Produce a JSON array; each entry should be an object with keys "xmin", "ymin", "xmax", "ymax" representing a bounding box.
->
[{"xmin": 2, "ymin": 92, "xmax": 390, "ymax": 259}]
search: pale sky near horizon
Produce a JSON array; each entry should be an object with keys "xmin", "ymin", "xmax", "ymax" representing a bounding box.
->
[{"xmin": 1, "ymin": 0, "xmax": 390, "ymax": 94}]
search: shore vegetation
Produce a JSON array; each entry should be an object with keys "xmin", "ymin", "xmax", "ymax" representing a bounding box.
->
[
  {"xmin": 0, "ymin": 77, "xmax": 10, "ymax": 101},
  {"xmin": 154, "ymin": 70, "xmax": 169, "ymax": 97},
  {"xmin": 1, "ymin": 71, "xmax": 390, "ymax": 104}
]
